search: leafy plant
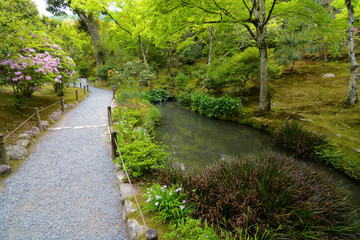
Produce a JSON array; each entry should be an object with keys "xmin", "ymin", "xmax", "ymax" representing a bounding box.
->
[
  {"xmin": 274, "ymin": 121, "xmax": 328, "ymax": 158},
  {"xmin": 191, "ymin": 92, "xmax": 243, "ymax": 117},
  {"xmin": 115, "ymin": 139, "xmax": 170, "ymax": 178},
  {"xmin": 143, "ymin": 184, "xmax": 193, "ymax": 224},
  {"xmin": 174, "ymin": 73, "xmax": 190, "ymax": 88},
  {"xmin": 145, "ymin": 89, "xmax": 169, "ymax": 103},
  {"xmin": 159, "ymin": 152, "xmax": 360, "ymax": 239},
  {"xmin": 165, "ymin": 217, "xmax": 219, "ymax": 240}
]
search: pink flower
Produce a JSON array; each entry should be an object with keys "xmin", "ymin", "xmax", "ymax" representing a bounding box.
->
[
  {"xmin": 15, "ymin": 71, "xmax": 22, "ymax": 76},
  {"xmin": 25, "ymin": 76, "xmax": 31, "ymax": 80},
  {"xmin": 28, "ymin": 48, "xmax": 36, "ymax": 53},
  {"xmin": 57, "ymin": 75, "xmax": 62, "ymax": 79},
  {"xmin": 44, "ymin": 83, "xmax": 47, "ymax": 86},
  {"xmin": 354, "ymin": 28, "xmax": 358, "ymax": 31}
]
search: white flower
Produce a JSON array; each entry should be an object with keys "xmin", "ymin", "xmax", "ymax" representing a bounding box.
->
[
  {"xmin": 162, "ymin": 190, "xmax": 165, "ymax": 193},
  {"xmin": 174, "ymin": 187, "xmax": 182, "ymax": 192},
  {"xmin": 155, "ymin": 195, "xmax": 162, "ymax": 199},
  {"xmin": 180, "ymin": 205, "xmax": 185, "ymax": 210},
  {"xmin": 146, "ymin": 197, "xmax": 153, "ymax": 203},
  {"xmin": 161, "ymin": 185, "xmax": 167, "ymax": 189},
  {"xmin": 169, "ymin": 192, "xmax": 173, "ymax": 196},
  {"xmin": 182, "ymin": 200, "xmax": 186, "ymax": 203},
  {"xmin": 155, "ymin": 202, "xmax": 159, "ymax": 206}
]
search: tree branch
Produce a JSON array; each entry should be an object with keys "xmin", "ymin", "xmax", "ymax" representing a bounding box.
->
[
  {"xmin": 264, "ymin": 0, "xmax": 277, "ymax": 25},
  {"xmin": 102, "ymin": 6, "xmax": 132, "ymax": 36},
  {"xmin": 242, "ymin": 24, "xmax": 256, "ymax": 41}
]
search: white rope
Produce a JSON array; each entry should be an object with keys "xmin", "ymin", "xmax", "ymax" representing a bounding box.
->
[
  {"xmin": 4, "ymin": 113, "xmax": 36, "ymax": 140},
  {"xmin": 108, "ymin": 125, "xmax": 147, "ymax": 228},
  {"xmin": 38, "ymin": 100, "xmax": 61, "ymax": 112}
]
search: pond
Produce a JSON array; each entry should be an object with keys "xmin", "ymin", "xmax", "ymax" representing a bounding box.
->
[{"xmin": 155, "ymin": 101, "xmax": 360, "ymax": 207}]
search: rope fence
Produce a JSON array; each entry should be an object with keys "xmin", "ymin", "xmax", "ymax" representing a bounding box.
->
[
  {"xmin": 38, "ymin": 100, "xmax": 62, "ymax": 113},
  {"xmin": 3, "ymin": 113, "xmax": 36, "ymax": 141},
  {"xmin": 107, "ymin": 106, "xmax": 158, "ymax": 240}
]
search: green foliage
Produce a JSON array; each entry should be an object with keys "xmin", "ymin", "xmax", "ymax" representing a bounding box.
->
[
  {"xmin": 180, "ymin": 44, "xmax": 203, "ymax": 65},
  {"xmin": 116, "ymin": 88, "xmax": 144, "ymax": 103},
  {"xmin": 165, "ymin": 217, "xmax": 219, "ymax": 240},
  {"xmin": 274, "ymin": 121, "xmax": 328, "ymax": 158},
  {"xmin": 145, "ymin": 89, "xmax": 169, "ymax": 103},
  {"xmin": 115, "ymin": 138, "xmax": 169, "ymax": 178},
  {"xmin": 191, "ymin": 93, "xmax": 243, "ymax": 117},
  {"xmin": 176, "ymin": 91, "xmax": 192, "ymax": 106},
  {"xmin": 96, "ymin": 64, "xmax": 113, "ymax": 80},
  {"xmin": 160, "ymin": 152, "xmax": 360, "ymax": 239},
  {"xmin": 144, "ymin": 183, "xmax": 193, "ymax": 224},
  {"xmin": 174, "ymin": 73, "xmax": 190, "ymax": 88},
  {"xmin": 144, "ymin": 106, "xmax": 162, "ymax": 136},
  {"xmin": 77, "ymin": 62, "xmax": 92, "ymax": 78}
]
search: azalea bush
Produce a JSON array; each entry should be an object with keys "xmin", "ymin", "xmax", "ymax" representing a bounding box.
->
[
  {"xmin": 143, "ymin": 183, "xmax": 193, "ymax": 224},
  {"xmin": 0, "ymin": 31, "xmax": 76, "ymax": 108}
]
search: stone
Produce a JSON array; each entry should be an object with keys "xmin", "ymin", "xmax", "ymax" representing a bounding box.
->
[
  {"xmin": 18, "ymin": 133, "xmax": 31, "ymax": 139},
  {"xmin": 23, "ymin": 130, "xmax": 36, "ymax": 137},
  {"xmin": 322, "ymin": 73, "xmax": 335, "ymax": 78},
  {"xmin": 16, "ymin": 139, "xmax": 30, "ymax": 148},
  {"xmin": 119, "ymin": 183, "xmax": 135, "ymax": 202},
  {"xmin": 127, "ymin": 219, "xmax": 146, "ymax": 240},
  {"xmin": 355, "ymin": 148, "xmax": 360, "ymax": 153},
  {"xmin": 300, "ymin": 118, "xmax": 312, "ymax": 122},
  {"xmin": 336, "ymin": 134, "xmax": 342, "ymax": 138},
  {"xmin": 41, "ymin": 121, "xmax": 49, "ymax": 130},
  {"xmin": 6, "ymin": 145, "xmax": 27, "ymax": 160},
  {"xmin": 0, "ymin": 165, "xmax": 12, "ymax": 176},
  {"xmin": 31, "ymin": 127, "xmax": 40, "ymax": 135},
  {"xmin": 122, "ymin": 200, "xmax": 137, "ymax": 222},
  {"xmin": 117, "ymin": 171, "xmax": 127, "ymax": 183}
]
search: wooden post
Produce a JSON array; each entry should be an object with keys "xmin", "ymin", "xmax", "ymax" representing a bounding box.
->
[
  {"xmin": 112, "ymin": 87, "xmax": 116, "ymax": 99},
  {"xmin": 34, "ymin": 107, "xmax": 43, "ymax": 132},
  {"xmin": 60, "ymin": 97, "xmax": 65, "ymax": 112},
  {"xmin": 93, "ymin": 81, "xmax": 95, "ymax": 87},
  {"xmin": 111, "ymin": 131, "xmax": 118, "ymax": 158},
  {"xmin": 107, "ymin": 106, "xmax": 112, "ymax": 127},
  {"xmin": 87, "ymin": 85, "xmax": 89, "ymax": 91},
  {"xmin": 83, "ymin": 86, "xmax": 86, "ymax": 94},
  {"xmin": 79, "ymin": 82, "xmax": 82, "ymax": 89},
  {"xmin": 146, "ymin": 229, "xmax": 158, "ymax": 240},
  {"xmin": 0, "ymin": 134, "xmax": 9, "ymax": 165},
  {"xmin": 75, "ymin": 90, "xmax": 78, "ymax": 101}
]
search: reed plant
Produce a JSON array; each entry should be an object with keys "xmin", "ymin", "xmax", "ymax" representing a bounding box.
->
[{"xmin": 159, "ymin": 152, "xmax": 360, "ymax": 239}]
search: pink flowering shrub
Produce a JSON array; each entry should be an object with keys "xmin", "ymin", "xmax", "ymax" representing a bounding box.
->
[{"xmin": 0, "ymin": 31, "xmax": 76, "ymax": 108}]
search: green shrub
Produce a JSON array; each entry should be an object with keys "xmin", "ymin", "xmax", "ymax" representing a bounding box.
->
[
  {"xmin": 116, "ymin": 89, "xmax": 144, "ymax": 103},
  {"xmin": 274, "ymin": 121, "xmax": 328, "ymax": 158},
  {"xmin": 159, "ymin": 152, "xmax": 360, "ymax": 239},
  {"xmin": 144, "ymin": 106, "xmax": 162, "ymax": 136},
  {"xmin": 176, "ymin": 91, "xmax": 192, "ymax": 106},
  {"xmin": 174, "ymin": 73, "xmax": 190, "ymax": 88},
  {"xmin": 180, "ymin": 44, "xmax": 203, "ymax": 65},
  {"xmin": 115, "ymin": 139, "xmax": 170, "ymax": 178},
  {"xmin": 145, "ymin": 89, "xmax": 169, "ymax": 103},
  {"xmin": 165, "ymin": 217, "xmax": 219, "ymax": 240},
  {"xmin": 191, "ymin": 92, "xmax": 242, "ymax": 117},
  {"xmin": 143, "ymin": 184, "xmax": 193, "ymax": 224}
]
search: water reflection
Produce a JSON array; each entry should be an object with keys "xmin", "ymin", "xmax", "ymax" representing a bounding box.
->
[{"xmin": 155, "ymin": 102, "xmax": 271, "ymax": 168}]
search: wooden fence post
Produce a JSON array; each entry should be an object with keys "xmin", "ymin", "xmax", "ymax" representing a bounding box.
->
[
  {"xmin": 87, "ymin": 85, "xmax": 89, "ymax": 91},
  {"xmin": 79, "ymin": 82, "xmax": 82, "ymax": 89},
  {"xmin": 111, "ymin": 131, "xmax": 118, "ymax": 158},
  {"xmin": 107, "ymin": 106, "xmax": 112, "ymax": 127},
  {"xmin": 60, "ymin": 97, "xmax": 65, "ymax": 112},
  {"xmin": 0, "ymin": 134, "xmax": 9, "ymax": 165},
  {"xmin": 75, "ymin": 90, "xmax": 78, "ymax": 101},
  {"xmin": 146, "ymin": 229, "xmax": 158, "ymax": 240},
  {"xmin": 34, "ymin": 107, "xmax": 43, "ymax": 132},
  {"xmin": 83, "ymin": 86, "xmax": 86, "ymax": 95},
  {"xmin": 112, "ymin": 87, "xmax": 116, "ymax": 99}
]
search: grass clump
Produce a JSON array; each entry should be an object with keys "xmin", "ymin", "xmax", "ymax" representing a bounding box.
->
[{"xmin": 160, "ymin": 152, "xmax": 360, "ymax": 239}]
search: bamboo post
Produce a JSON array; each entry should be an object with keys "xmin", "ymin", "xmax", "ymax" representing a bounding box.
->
[
  {"xmin": 83, "ymin": 86, "xmax": 86, "ymax": 94},
  {"xmin": 75, "ymin": 90, "xmax": 78, "ymax": 101},
  {"xmin": 0, "ymin": 134, "xmax": 9, "ymax": 165},
  {"xmin": 146, "ymin": 229, "xmax": 158, "ymax": 240},
  {"xmin": 34, "ymin": 107, "xmax": 43, "ymax": 131},
  {"xmin": 111, "ymin": 131, "xmax": 118, "ymax": 158},
  {"xmin": 60, "ymin": 97, "xmax": 65, "ymax": 112}
]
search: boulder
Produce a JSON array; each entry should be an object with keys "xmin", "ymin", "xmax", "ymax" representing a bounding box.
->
[
  {"xmin": 122, "ymin": 200, "xmax": 136, "ymax": 222},
  {"xmin": 23, "ymin": 130, "xmax": 36, "ymax": 137},
  {"xmin": 355, "ymin": 148, "xmax": 360, "ymax": 154},
  {"xmin": 16, "ymin": 139, "xmax": 30, "ymax": 148},
  {"xmin": 119, "ymin": 183, "xmax": 135, "ymax": 202},
  {"xmin": 127, "ymin": 219, "xmax": 146, "ymax": 240},
  {"xmin": 41, "ymin": 121, "xmax": 49, "ymax": 130},
  {"xmin": 18, "ymin": 133, "xmax": 32, "ymax": 139},
  {"xmin": 31, "ymin": 127, "xmax": 40, "ymax": 135},
  {"xmin": 336, "ymin": 134, "xmax": 342, "ymax": 138},
  {"xmin": 322, "ymin": 73, "xmax": 335, "ymax": 78},
  {"xmin": 0, "ymin": 165, "xmax": 12, "ymax": 176},
  {"xmin": 6, "ymin": 145, "xmax": 27, "ymax": 160}
]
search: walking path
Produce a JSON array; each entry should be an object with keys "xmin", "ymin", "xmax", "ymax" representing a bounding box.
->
[{"xmin": 0, "ymin": 81, "xmax": 127, "ymax": 239}]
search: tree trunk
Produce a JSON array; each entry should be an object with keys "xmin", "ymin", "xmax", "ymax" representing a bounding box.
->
[
  {"xmin": 257, "ymin": 0, "xmax": 271, "ymax": 112},
  {"xmin": 208, "ymin": 26, "xmax": 215, "ymax": 65},
  {"xmin": 323, "ymin": 44, "xmax": 328, "ymax": 67},
  {"xmin": 75, "ymin": 10, "xmax": 102, "ymax": 70},
  {"xmin": 345, "ymin": 0, "xmax": 359, "ymax": 105},
  {"xmin": 138, "ymin": 36, "xmax": 148, "ymax": 65}
]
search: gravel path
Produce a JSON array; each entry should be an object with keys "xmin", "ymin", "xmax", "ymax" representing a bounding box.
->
[{"xmin": 0, "ymin": 81, "xmax": 127, "ymax": 239}]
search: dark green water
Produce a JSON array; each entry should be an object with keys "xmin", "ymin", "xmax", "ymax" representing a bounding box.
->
[{"xmin": 155, "ymin": 101, "xmax": 360, "ymax": 207}]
